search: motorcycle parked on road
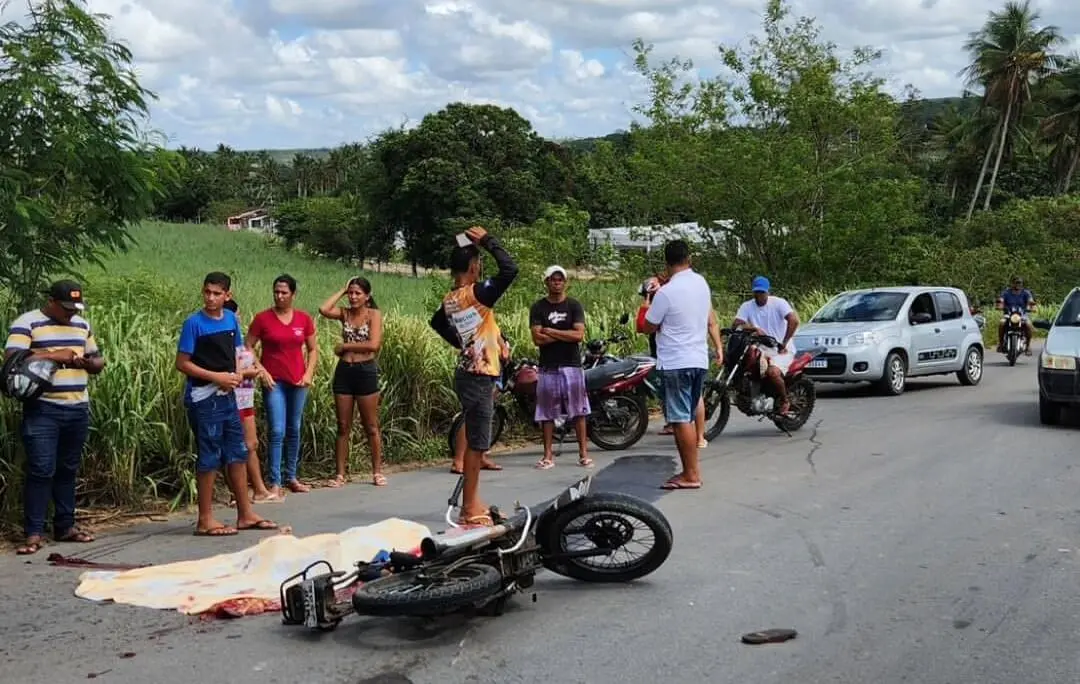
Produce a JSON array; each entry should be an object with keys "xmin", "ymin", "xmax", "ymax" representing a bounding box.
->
[
  {"xmin": 447, "ymin": 338, "xmax": 654, "ymax": 455},
  {"xmin": 1001, "ymin": 306, "xmax": 1028, "ymax": 366},
  {"xmin": 701, "ymin": 328, "xmax": 826, "ymax": 440},
  {"xmin": 279, "ymin": 473, "xmax": 674, "ymax": 630}
]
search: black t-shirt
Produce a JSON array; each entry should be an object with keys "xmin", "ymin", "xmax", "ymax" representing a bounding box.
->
[{"xmin": 529, "ymin": 297, "xmax": 585, "ymax": 369}]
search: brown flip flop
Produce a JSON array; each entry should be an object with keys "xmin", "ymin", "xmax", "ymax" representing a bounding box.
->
[{"xmin": 741, "ymin": 628, "xmax": 797, "ymax": 645}]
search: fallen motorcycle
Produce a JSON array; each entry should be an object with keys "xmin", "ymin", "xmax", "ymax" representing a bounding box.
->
[
  {"xmin": 701, "ymin": 328, "xmax": 826, "ymax": 440},
  {"xmin": 278, "ymin": 473, "xmax": 674, "ymax": 630}
]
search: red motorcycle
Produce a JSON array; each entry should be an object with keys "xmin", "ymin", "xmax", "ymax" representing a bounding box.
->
[
  {"xmin": 701, "ymin": 328, "xmax": 826, "ymax": 440},
  {"xmin": 448, "ymin": 345, "xmax": 655, "ymax": 455}
]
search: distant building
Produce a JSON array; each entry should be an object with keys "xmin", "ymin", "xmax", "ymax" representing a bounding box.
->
[{"xmin": 226, "ymin": 209, "xmax": 276, "ymax": 233}]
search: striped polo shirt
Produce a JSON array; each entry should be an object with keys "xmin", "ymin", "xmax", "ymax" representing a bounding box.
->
[{"xmin": 4, "ymin": 309, "xmax": 100, "ymax": 406}]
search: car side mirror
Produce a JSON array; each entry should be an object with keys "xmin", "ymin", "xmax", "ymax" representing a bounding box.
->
[
  {"xmin": 1033, "ymin": 319, "xmax": 1052, "ymax": 331},
  {"xmin": 910, "ymin": 312, "xmax": 932, "ymax": 325}
]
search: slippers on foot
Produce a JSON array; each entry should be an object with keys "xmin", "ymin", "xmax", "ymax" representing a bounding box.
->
[
  {"xmin": 535, "ymin": 459, "xmax": 555, "ymax": 470},
  {"xmin": 194, "ymin": 525, "xmax": 238, "ymax": 537},
  {"xmin": 741, "ymin": 628, "xmax": 797, "ymax": 645},
  {"xmin": 373, "ymin": 473, "xmax": 388, "ymax": 486},
  {"xmin": 578, "ymin": 457, "xmax": 594, "ymax": 468},
  {"xmin": 457, "ymin": 514, "xmax": 494, "ymax": 527},
  {"xmin": 481, "ymin": 462, "xmax": 503, "ymax": 471},
  {"xmin": 661, "ymin": 479, "xmax": 702, "ymax": 490},
  {"xmin": 237, "ymin": 520, "xmax": 278, "ymax": 531},
  {"xmin": 16, "ymin": 537, "xmax": 46, "ymax": 555}
]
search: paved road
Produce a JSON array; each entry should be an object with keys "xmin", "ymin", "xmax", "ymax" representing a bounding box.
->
[{"xmin": 4, "ymin": 349, "xmax": 1080, "ymax": 684}]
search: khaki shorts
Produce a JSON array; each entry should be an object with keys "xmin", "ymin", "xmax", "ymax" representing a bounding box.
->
[{"xmin": 761, "ymin": 347, "xmax": 794, "ymax": 374}]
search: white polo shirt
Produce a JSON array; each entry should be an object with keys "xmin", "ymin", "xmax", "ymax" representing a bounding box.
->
[{"xmin": 644, "ymin": 268, "xmax": 712, "ymax": 370}]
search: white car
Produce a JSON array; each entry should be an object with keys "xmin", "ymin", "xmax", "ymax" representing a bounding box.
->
[
  {"xmin": 1033, "ymin": 287, "xmax": 1080, "ymax": 424},
  {"xmin": 793, "ymin": 286, "xmax": 985, "ymax": 395}
]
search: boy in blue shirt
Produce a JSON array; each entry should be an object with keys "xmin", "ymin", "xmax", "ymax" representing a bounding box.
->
[{"xmin": 175, "ymin": 272, "xmax": 277, "ymax": 536}]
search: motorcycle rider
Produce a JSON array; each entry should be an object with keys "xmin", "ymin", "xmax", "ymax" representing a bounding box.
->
[
  {"xmin": 732, "ymin": 276, "xmax": 800, "ymax": 416},
  {"xmin": 996, "ymin": 276, "xmax": 1035, "ymax": 355}
]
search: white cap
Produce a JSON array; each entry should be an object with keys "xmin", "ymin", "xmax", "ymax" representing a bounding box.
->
[{"xmin": 543, "ymin": 265, "xmax": 567, "ymax": 281}]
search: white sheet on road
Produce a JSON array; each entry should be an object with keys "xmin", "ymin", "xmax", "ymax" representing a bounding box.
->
[{"xmin": 73, "ymin": 518, "xmax": 431, "ymax": 615}]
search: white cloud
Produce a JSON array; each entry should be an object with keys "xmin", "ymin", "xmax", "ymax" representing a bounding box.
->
[{"xmin": 0, "ymin": 0, "xmax": 1076, "ymax": 149}]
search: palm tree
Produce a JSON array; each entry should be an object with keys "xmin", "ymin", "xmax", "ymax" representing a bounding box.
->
[
  {"xmin": 1040, "ymin": 55, "xmax": 1080, "ymax": 195},
  {"xmin": 961, "ymin": 0, "xmax": 1064, "ymax": 219}
]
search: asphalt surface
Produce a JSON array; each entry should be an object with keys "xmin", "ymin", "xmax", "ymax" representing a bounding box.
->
[{"xmin": 3, "ymin": 346, "xmax": 1080, "ymax": 684}]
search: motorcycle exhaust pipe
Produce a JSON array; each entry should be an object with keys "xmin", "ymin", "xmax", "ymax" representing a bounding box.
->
[{"xmin": 420, "ymin": 522, "xmax": 513, "ymax": 561}]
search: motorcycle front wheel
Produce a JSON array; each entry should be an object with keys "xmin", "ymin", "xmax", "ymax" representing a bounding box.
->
[
  {"xmin": 587, "ymin": 394, "xmax": 649, "ymax": 451},
  {"xmin": 1007, "ymin": 334, "xmax": 1018, "ymax": 366},
  {"xmin": 773, "ymin": 376, "xmax": 816, "ymax": 432},
  {"xmin": 351, "ymin": 563, "xmax": 503, "ymax": 618},
  {"xmin": 539, "ymin": 491, "xmax": 674, "ymax": 583},
  {"xmin": 702, "ymin": 382, "xmax": 731, "ymax": 442},
  {"xmin": 447, "ymin": 406, "xmax": 507, "ymax": 457}
]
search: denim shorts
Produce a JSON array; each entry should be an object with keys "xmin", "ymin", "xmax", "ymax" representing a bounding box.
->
[
  {"xmin": 186, "ymin": 392, "xmax": 248, "ymax": 474},
  {"xmin": 660, "ymin": 368, "xmax": 707, "ymax": 423}
]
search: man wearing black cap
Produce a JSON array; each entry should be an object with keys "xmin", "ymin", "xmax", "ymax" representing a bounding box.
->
[{"xmin": 3, "ymin": 280, "xmax": 105, "ymax": 555}]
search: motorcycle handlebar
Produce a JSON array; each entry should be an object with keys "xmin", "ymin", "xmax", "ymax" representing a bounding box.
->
[{"xmin": 719, "ymin": 327, "xmax": 779, "ymax": 348}]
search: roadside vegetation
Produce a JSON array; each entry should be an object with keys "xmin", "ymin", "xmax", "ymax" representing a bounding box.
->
[{"xmin": 0, "ymin": 0, "xmax": 1074, "ymax": 529}]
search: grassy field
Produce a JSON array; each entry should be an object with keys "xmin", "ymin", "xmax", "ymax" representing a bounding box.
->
[{"xmin": 0, "ymin": 221, "xmax": 1059, "ymax": 528}]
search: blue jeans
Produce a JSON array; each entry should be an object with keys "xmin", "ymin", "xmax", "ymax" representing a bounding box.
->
[
  {"xmin": 19, "ymin": 401, "xmax": 90, "ymax": 538},
  {"xmin": 263, "ymin": 382, "xmax": 309, "ymax": 486},
  {"xmin": 660, "ymin": 368, "xmax": 707, "ymax": 423},
  {"xmin": 186, "ymin": 393, "xmax": 247, "ymax": 474}
]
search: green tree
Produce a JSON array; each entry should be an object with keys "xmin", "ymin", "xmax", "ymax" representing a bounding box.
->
[
  {"xmin": 961, "ymin": 0, "xmax": 1064, "ymax": 219},
  {"xmin": 625, "ymin": 0, "xmax": 923, "ymax": 289},
  {"xmin": 0, "ymin": 0, "xmax": 178, "ymax": 308}
]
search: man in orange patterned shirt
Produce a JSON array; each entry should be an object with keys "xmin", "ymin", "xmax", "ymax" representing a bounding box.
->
[{"xmin": 430, "ymin": 226, "xmax": 519, "ymax": 525}]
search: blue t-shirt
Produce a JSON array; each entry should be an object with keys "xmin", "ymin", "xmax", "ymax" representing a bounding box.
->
[
  {"xmin": 1000, "ymin": 288, "xmax": 1033, "ymax": 312},
  {"xmin": 177, "ymin": 309, "xmax": 244, "ymax": 405}
]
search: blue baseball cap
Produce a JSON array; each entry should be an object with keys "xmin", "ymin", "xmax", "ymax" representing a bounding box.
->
[{"xmin": 751, "ymin": 276, "xmax": 770, "ymax": 293}]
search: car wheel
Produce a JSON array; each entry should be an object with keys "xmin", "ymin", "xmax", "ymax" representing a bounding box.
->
[
  {"xmin": 957, "ymin": 346, "xmax": 983, "ymax": 386},
  {"xmin": 875, "ymin": 351, "xmax": 906, "ymax": 396},
  {"xmin": 1039, "ymin": 395, "xmax": 1060, "ymax": 425}
]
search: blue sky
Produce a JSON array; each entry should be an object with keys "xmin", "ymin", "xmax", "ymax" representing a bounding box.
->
[{"xmin": 6, "ymin": 0, "xmax": 1080, "ymax": 150}]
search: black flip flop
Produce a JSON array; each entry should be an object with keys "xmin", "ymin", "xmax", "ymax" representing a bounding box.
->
[{"xmin": 741, "ymin": 628, "xmax": 797, "ymax": 645}]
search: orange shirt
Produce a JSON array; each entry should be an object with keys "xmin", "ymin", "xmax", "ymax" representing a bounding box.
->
[{"xmin": 442, "ymin": 284, "xmax": 503, "ymax": 377}]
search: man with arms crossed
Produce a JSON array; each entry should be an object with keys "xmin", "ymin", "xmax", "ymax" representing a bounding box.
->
[
  {"xmin": 530, "ymin": 265, "xmax": 592, "ymax": 470},
  {"xmin": 733, "ymin": 276, "xmax": 800, "ymax": 416},
  {"xmin": 430, "ymin": 227, "xmax": 519, "ymax": 526},
  {"xmin": 641, "ymin": 240, "xmax": 716, "ymax": 490}
]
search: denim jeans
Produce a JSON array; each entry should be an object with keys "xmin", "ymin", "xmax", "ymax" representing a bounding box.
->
[
  {"xmin": 660, "ymin": 368, "xmax": 707, "ymax": 423},
  {"xmin": 185, "ymin": 393, "xmax": 247, "ymax": 474},
  {"xmin": 19, "ymin": 400, "xmax": 91, "ymax": 538},
  {"xmin": 263, "ymin": 382, "xmax": 309, "ymax": 486}
]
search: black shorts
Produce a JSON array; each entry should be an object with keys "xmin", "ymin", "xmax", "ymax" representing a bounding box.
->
[
  {"xmin": 332, "ymin": 360, "xmax": 379, "ymax": 396},
  {"xmin": 454, "ymin": 367, "xmax": 496, "ymax": 451}
]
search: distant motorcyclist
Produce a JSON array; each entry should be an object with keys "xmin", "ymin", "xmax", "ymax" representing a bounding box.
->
[{"xmin": 996, "ymin": 276, "xmax": 1035, "ymax": 355}]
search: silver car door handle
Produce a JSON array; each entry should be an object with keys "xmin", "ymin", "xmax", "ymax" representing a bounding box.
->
[{"xmin": 934, "ymin": 328, "xmax": 941, "ymax": 334}]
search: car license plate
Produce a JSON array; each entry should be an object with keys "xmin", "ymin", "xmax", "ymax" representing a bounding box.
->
[{"xmin": 807, "ymin": 359, "xmax": 827, "ymax": 369}]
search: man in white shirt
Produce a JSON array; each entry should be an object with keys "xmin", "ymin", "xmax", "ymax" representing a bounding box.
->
[
  {"xmin": 732, "ymin": 276, "xmax": 800, "ymax": 415},
  {"xmin": 642, "ymin": 240, "xmax": 718, "ymax": 490}
]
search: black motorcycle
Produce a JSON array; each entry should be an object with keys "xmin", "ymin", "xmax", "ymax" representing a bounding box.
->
[
  {"xmin": 1001, "ymin": 306, "xmax": 1028, "ymax": 366},
  {"xmin": 279, "ymin": 473, "xmax": 673, "ymax": 630}
]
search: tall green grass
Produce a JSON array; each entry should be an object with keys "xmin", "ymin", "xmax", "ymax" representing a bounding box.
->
[{"xmin": 0, "ymin": 223, "xmax": 1058, "ymax": 526}]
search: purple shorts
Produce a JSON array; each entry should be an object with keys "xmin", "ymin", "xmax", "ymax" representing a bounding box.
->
[{"xmin": 535, "ymin": 366, "xmax": 591, "ymax": 423}]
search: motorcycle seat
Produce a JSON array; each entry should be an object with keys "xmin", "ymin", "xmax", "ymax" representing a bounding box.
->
[{"xmin": 584, "ymin": 358, "xmax": 638, "ymax": 391}]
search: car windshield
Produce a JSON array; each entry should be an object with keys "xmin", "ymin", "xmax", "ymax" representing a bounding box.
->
[
  {"xmin": 1054, "ymin": 291, "xmax": 1080, "ymax": 326},
  {"xmin": 811, "ymin": 292, "xmax": 909, "ymax": 323}
]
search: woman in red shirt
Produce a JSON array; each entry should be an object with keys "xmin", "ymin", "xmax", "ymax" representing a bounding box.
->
[{"xmin": 246, "ymin": 274, "xmax": 319, "ymax": 498}]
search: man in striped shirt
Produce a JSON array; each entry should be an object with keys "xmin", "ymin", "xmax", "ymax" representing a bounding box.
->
[{"xmin": 4, "ymin": 280, "xmax": 104, "ymax": 555}]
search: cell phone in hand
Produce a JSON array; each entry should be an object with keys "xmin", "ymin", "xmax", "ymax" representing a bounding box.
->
[{"xmin": 455, "ymin": 233, "xmax": 471, "ymax": 248}]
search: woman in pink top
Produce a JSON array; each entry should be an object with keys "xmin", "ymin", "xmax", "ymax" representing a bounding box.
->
[{"xmin": 245, "ymin": 274, "xmax": 319, "ymax": 498}]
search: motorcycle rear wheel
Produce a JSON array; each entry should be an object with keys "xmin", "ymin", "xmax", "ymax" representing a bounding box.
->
[
  {"xmin": 587, "ymin": 394, "xmax": 649, "ymax": 451},
  {"xmin": 773, "ymin": 376, "xmax": 815, "ymax": 432},
  {"xmin": 351, "ymin": 563, "xmax": 503, "ymax": 617},
  {"xmin": 539, "ymin": 492, "xmax": 673, "ymax": 583}
]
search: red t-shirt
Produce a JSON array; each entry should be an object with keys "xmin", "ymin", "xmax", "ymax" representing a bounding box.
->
[{"xmin": 247, "ymin": 309, "xmax": 316, "ymax": 385}]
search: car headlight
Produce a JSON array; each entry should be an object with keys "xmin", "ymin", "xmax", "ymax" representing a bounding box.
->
[
  {"xmin": 847, "ymin": 331, "xmax": 879, "ymax": 346},
  {"xmin": 1041, "ymin": 353, "xmax": 1076, "ymax": 370}
]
